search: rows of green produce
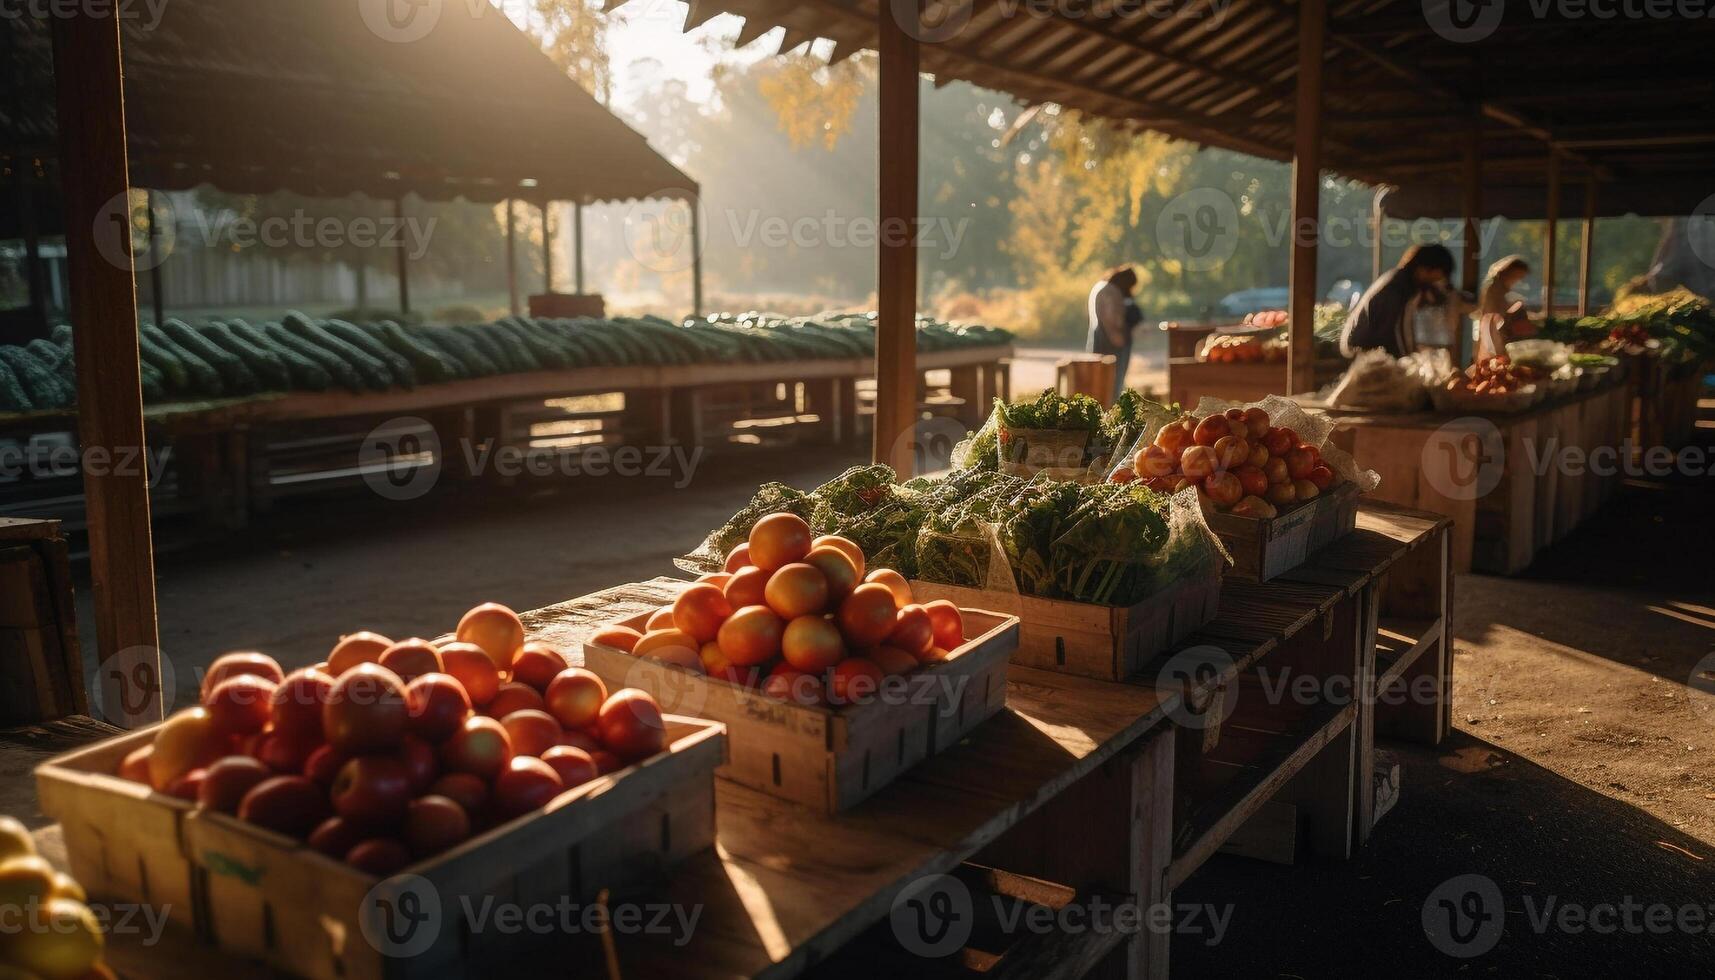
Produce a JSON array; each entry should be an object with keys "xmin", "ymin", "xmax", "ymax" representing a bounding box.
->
[{"xmin": 0, "ymin": 312, "xmax": 1013, "ymax": 413}]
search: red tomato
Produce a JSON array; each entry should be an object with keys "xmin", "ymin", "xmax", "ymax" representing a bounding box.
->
[
  {"xmin": 922, "ymin": 600, "xmax": 965, "ymax": 650},
  {"xmin": 328, "ymin": 632, "xmax": 391, "ymax": 677},
  {"xmin": 544, "ymin": 668, "xmax": 607, "ymax": 730},
  {"xmin": 889, "ymin": 605, "xmax": 935, "ymax": 657},
  {"xmin": 827, "ymin": 659, "xmax": 885, "ymax": 705},
  {"xmin": 723, "ymin": 543, "xmax": 752, "ymax": 573},
  {"xmin": 596, "ymin": 689, "xmax": 668, "ymax": 762},
  {"xmin": 802, "ymin": 546, "xmax": 859, "ymax": 600}
]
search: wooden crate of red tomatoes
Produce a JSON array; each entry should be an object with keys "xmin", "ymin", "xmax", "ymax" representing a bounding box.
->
[
  {"xmin": 581, "ymin": 514, "xmax": 1019, "ymax": 813},
  {"xmin": 37, "ymin": 603, "xmax": 725, "ymax": 980},
  {"xmin": 1113, "ymin": 403, "xmax": 1358, "ymax": 581}
]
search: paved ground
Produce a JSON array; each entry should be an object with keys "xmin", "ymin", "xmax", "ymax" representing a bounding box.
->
[{"xmin": 29, "ymin": 389, "xmax": 1715, "ymax": 974}]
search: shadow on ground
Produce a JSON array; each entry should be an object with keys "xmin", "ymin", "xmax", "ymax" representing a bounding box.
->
[{"xmin": 1172, "ymin": 730, "xmax": 1715, "ymax": 977}]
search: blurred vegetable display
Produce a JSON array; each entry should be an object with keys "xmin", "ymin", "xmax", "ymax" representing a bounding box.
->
[
  {"xmin": 0, "ymin": 312, "xmax": 1012, "ymax": 413},
  {"xmin": 685, "ymin": 463, "xmax": 1218, "ymax": 608},
  {"xmin": 953, "ymin": 389, "xmax": 1181, "ymax": 476},
  {"xmin": 1541, "ymin": 289, "xmax": 1714, "ymax": 367}
]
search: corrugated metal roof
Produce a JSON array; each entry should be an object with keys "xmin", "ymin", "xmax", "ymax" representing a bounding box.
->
[
  {"xmin": 667, "ymin": 0, "xmax": 1715, "ymax": 216},
  {"xmin": 4, "ymin": 0, "xmax": 695, "ymax": 204}
]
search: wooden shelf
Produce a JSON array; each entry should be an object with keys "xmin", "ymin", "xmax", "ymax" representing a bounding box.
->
[
  {"xmin": 1167, "ymin": 679, "xmax": 1357, "ymax": 889},
  {"xmin": 813, "ymin": 866, "xmax": 1132, "ymax": 980},
  {"xmin": 1375, "ymin": 615, "xmax": 1441, "ymax": 687}
]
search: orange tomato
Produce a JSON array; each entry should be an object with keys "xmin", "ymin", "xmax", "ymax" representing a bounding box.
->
[
  {"xmin": 697, "ymin": 572, "xmax": 732, "ymax": 590},
  {"xmin": 673, "ymin": 584, "xmax": 734, "ymax": 644},
  {"xmin": 838, "ymin": 583, "xmax": 899, "ymax": 647},
  {"xmin": 438, "ymin": 641, "xmax": 501, "ymax": 707},
  {"xmin": 724, "ymin": 543, "xmax": 752, "ymax": 573},
  {"xmin": 765, "ymin": 563, "xmax": 830, "ymax": 619},
  {"xmin": 645, "ymin": 607, "xmax": 677, "ymax": 632},
  {"xmin": 922, "ymin": 600, "xmax": 964, "ymax": 650},
  {"xmin": 724, "ymin": 565, "xmax": 769, "ymax": 610},
  {"xmin": 762, "ymin": 663, "xmax": 823, "ymax": 706},
  {"xmin": 634, "ymin": 629, "xmax": 702, "ymax": 659},
  {"xmin": 802, "ymin": 545, "xmax": 859, "ymax": 600},
  {"xmin": 456, "ymin": 602, "xmax": 525, "ymax": 671},
  {"xmin": 889, "ymin": 604, "xmax": 935, "ymax": 657},
  {"xmin": 589, "ymin": 625, "xmax": 642, "ymax": 653},
  {"xmin": 717, "ymin": 606, "xmax": 785, "ymax": 667},
  {"xmin": 863, "ymin": 568, "xmax": 913, "ymax": 609},
  {"xmin": 1181, "ymin": 445, "xmax": 1219, "ymax": 480},
  {"xmin": 1155, "ymin": 418, "xmax": 1194, "ymax": 455},
  {"xmin": 811, "ymin": 535, "xmax": 866, "ymax": 578},
  {"xmin": 748, "ymin": 513, "xmax": 812, "ymax": 571},
  {"xmin": 328, "ymin": 632, "xmax": 392, "ymax": 677},
  {"xmin": 782, "ymin": 615, "xmax": 846, "ymax": 673}
]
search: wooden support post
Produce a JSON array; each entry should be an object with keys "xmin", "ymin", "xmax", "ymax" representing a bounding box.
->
[
  {"xmin": 393, "ymin": 196, "xmax": 410, "ymax": 314},
  {"xmin": 52, "ymin": 12, "xmax": 162, "ymax": 726},
  {"xmin": 541, "ymin": 200, "xmax": 554, "ymax": 295},
  {"xmin": 1542, "ymin": 149, "xmax": 1561, "ymax": 315},
  {"xmin": 505, "ymin": 199, "xmax": 519, "ymax": 316},
  {"xmin": 1460, "ymin": 122, "xmax": 1482, "ymax": 367},
  {"xmin": 145, "ymin": 190, "xmax": 164, "ymax": 327},
  {"xmin": 875, "ymin": 2, "xmax": 920, "ymax": 476},
  {"xmin": 1286, "ymin": 0, "xmax": 1324, "ymax": 397},
  {"xmin": 574, "ymin": 201, "xmax": 585, "ymax": 295},
  {"xmin": 1578, "ymin": 181, "xmax": 1598, "ymax": 316},
  {"xmin": 690, "ymin": 198, "xmax": 704, "ymax": 319}
]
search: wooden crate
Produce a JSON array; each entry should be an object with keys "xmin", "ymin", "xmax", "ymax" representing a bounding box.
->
[
  {"xmin": 32, "ymin": 727, "xmax": 200, "ymax": 931},
  {"xmin": 0, "ymin": 518, "xmax": 83, "ymax": 724},
  {"xmin": 1205, "ymin": 481, "xmax": 1359, "ymax": 581},
  {"xmin": 582, "ymin": 608, "xmax": 1017, "ymax": 813},
  {"xmin": 909, "ymin": 565, "xmax": 1221, "ymax": 681},
  {"xmin": 37, "ymin": 716, "xmax": 726, "ymax": 980}
]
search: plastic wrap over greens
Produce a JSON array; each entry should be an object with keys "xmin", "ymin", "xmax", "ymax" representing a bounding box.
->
[{"xmin": 684, "ymin": 464, "xmax": 1225, "ymax": 607}]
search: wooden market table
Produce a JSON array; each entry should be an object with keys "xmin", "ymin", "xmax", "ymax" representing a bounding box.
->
[
  {"xmin": 1315, "ymin": 381, "xmax": 1630, "ymax": 574},
  {"xmin": 1166, "ymin": 357, "xmax": 1344, "ymax": 409},
  {"xmin": 23, "ymin": 501, "xmax": 1449, "ymax": 980}
]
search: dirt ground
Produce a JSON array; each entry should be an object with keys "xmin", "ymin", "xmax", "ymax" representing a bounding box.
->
[{"xmin": 35, "ymin": 395, "xmax": 1715, "ymax": 975}]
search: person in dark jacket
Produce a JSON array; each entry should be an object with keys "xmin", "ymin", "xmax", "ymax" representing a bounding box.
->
[
  {"xmin": 1087, "ymin": 265, "xmax": 1141, "ymax": 402},
  {"xmin": 1340, "ymin": 244, "xmax": 1456, "ymax": 357}
]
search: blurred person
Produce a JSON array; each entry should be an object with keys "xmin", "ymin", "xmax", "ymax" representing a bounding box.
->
[
  {"xmin": 1340, "ymin": 244, "xmax": 1457, "ymax": 357},
  {"xmin": 1088, "ymin": 265, "xmax": 1141, "ymax": 403},
  {"xmin": 1475, "ymin": 255, "xmax": 1535, "ymax": 359}
]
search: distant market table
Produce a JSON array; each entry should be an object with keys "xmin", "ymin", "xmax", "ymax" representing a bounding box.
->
[
  {"xmin": 1314, "ymin": 382, "xmax": 1629, "ymax": 574},
  {"xmin": 1167, "ymin": 356, "xmax": 1344, "ymax": 409},
  {"xmin": 27, "ymin": 502, "xmax": 1449, "ymax": 980}
]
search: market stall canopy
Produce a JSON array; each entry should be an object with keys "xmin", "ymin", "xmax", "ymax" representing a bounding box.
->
[
  {"xmin": 1380, "ymin": 178, "xmax": 1714, "ymax": 222},
  {"xmin": 669, "ymin": 0, "xmax": 1714, "ymax": 212},
  {"xmin": 2, "ymin": 0, "xmax": 695, "ymax": 204}
]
